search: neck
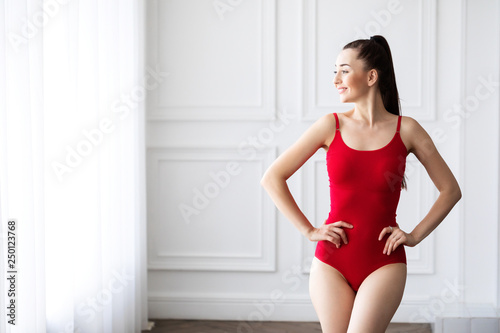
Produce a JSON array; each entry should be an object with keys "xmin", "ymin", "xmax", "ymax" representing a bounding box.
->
[{"xmin": 352, "ymin": 89, "xmax": 389, "ymax": 127}]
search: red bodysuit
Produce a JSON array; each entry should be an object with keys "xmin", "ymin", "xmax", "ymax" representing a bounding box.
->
[{"xmin": 314, "ymin": 113, "xmax": 407, "ymax": 291}]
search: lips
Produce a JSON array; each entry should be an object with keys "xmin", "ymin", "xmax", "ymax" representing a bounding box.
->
[{"xmin": 337, "ymin": 87, "xmax": 347, "ymax": 94}]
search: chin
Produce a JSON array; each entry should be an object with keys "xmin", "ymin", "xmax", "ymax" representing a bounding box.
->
[{"xmin": 339, "ymin": 96, "xmax": 352, "ymax": 104}]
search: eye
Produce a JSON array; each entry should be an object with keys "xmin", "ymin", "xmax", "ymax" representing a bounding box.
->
[{"xmin": 334, "ymin": 69, "xmax": 349, "ymax": 75}]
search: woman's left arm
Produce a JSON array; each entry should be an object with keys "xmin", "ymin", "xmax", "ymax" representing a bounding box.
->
[{"xmin": 381, "ymin": 117, "xmax": 462, "ymax": 255}]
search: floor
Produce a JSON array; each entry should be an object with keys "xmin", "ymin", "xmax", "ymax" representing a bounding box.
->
[{"xmin": 144, "ymin": 320, "xmax": 433, "ymax": 332}]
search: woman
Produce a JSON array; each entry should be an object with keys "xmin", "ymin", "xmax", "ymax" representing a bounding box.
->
[{"xmin": 260, "ymin": 35, "xmax": 461, "ymax": 333}]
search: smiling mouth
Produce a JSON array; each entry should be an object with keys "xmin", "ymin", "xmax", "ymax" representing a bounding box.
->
[{"xmin": 338, "ymin": 87, "xmax": 347, "ymax": 94}]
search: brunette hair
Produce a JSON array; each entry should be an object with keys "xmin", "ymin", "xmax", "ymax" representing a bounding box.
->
[
  {"xmin": 343, "ymin": 35, "xmax": 401, "ymax": 116},
  {"xmin": 343, "ymin": 35, "xmax": 406, "ymax": 189}
]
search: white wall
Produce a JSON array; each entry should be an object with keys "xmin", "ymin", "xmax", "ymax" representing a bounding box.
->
[
  {"xmin": 145, "ymin": 0, "xmax": 500, "ymax": 323},
  {"xmin": 462, "ymin": 0, "xmax": 500, "ymax": 308}
]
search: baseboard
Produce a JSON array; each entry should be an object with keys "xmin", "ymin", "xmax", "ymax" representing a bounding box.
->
[
  {"xmin": 433, "ymin": 304, "xmax": 500, "ymax": 332},
  {"xmin": 148, "ymin": 292, "xmax": 433, "ymax": 323},
  {"xmin": 148, "ymin": 292, "xmax": 316, "ymax": 321}
]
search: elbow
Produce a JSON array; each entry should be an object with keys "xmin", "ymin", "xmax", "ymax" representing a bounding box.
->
[
  {"xmin": 452, "ymin": 179, "xmax": 462, "ymax": 202},
  {"xmin": 260, "ymin": 172, "xmax": 272, "ymax": 190},
  {"xmin": 454, "ymin": 186, "xmax": 462, "ymax": 203},
  {"xmin": 448, "ymin": 184, "xmax": 462, "ymax": 204},
  {"xmin": 438, "ymin": 183, "xmax": 462, "ymax": 205},
  {"xmin": 260, "ymin": 170, "xmax": 283, "ymax": 191},
  {"xmin": 260, "ymin": 174, "xmax": 268, "ymax": 188}
]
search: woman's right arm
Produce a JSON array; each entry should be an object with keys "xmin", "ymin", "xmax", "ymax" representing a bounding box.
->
[{"xmin": 260, "ymin": 114, "xmax": 353, "ymax": 247}]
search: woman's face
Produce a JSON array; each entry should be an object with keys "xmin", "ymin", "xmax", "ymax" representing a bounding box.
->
[{"xmin": 333, "ymin": 48, "xmax": 371, "ymax": 103}]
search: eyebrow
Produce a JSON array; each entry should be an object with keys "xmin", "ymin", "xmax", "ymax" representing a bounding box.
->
[{"xmin": 335, "ymin": 64, "xmax": 351, "ymax": 67}]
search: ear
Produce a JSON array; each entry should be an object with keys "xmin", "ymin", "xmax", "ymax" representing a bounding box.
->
[{"xmin": 367, "ymin": 69, "xmax": 378, "ymax": 87}]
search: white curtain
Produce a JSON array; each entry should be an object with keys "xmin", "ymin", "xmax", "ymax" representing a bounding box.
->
[
  {"xmin": 0, "ymin": 1, "xmax": 45, "ymax": 332},
  {"xmin": 0, "ymin": 0, "xmax": 148, "ymax": 332}
]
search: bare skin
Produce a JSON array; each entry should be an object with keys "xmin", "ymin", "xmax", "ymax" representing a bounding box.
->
[
  {"xmin": 309, "ymin": 259, "xmax": 406, "ymax": 333},
  {"xmin": 261, "ymin": 48, "xmax": 462, "ymax": 331}
]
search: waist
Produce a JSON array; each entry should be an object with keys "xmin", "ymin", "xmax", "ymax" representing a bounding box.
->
[
  {"xmin": 326, "ymin": 213, "xmax": 398, "ymax": 244},
  {"xmin": 327, "ymin": 212, "xmax": 397, "ymax": 226},
  {"xmin": 330, "ymin": 190, "xmax": 399, "ymax": 214}
]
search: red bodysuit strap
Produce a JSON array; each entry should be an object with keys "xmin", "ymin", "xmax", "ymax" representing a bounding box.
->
[
  {"xmin": 396, "ymin": 115, "xmax": 402, "ymax": 133},
  {"xmin": 334, "ymin": 113, "xmax": 340, "ymax": 131}
]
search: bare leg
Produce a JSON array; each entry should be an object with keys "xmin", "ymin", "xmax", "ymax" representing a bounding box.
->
[
  {"xmin": 347, "ymin": 263, "xmax": 407, "ymax": 333},
  {"xmin": 309, "ymin": 257, "xmax": 355, "ymax": 333}
]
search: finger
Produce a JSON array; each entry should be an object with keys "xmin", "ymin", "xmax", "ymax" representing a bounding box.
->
[
  {"xmin": 387, "ymin": 234, "xmax": 405, "ymax": 255},
  {"xmin": 326, "ymin": 233, "xmax": 341, "ymax": 247},
  {"xmin": 388, "ymin": 238, "xmax": 399, "ymax": 255},
  {"xmin": 386, "ymin": 238, "xmax": 396, "ymax": 255},
  {"xmin": 332, "ymin": 227, "xmax": 349, "ymax": 244},
  {"xmin": 386, "ymin": 239, "xmax": 393, "ymax": 255},
  {"xmin": 378, "ymin": 229, "xmax": 387, "ymax": 241},
  {"xmin": 332, "ymin": 237, "xmax": 341, "ymax": 248},
  {"xmin": 383, "ymin": 232, "xmax": 398, "ymax": 254},
  {"xmin": 391, "ymin": 240, "xmax": 400, "ymax": 254},
  {"xmin": 330, "ymin": 221, "xmax": 354, "ymax": 229},
  {"xmin": 378, "ymin": 226, "xmax": 392, "ymax": 241},
  {"xmin": 383, "ymin": 238, "xmax": 392, "ymax": 254},
  {"xmin": 392, "ymin": 235, "xmax": 406, "ymax": 253},
  {"xmin": 327, "ymin": 230, "xmax": 346, "ymax": 248}
]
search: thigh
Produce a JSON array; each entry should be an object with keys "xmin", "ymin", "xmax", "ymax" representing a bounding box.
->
[
  {"xmin": 347, "ymin": 263, "xmax": 407, "ymax": 333},
  {"xmin": 309, "ymin": 257, "xmax": 355, "ymax": 333}
]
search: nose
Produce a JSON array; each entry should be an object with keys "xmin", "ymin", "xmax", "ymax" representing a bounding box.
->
[{"xmin": 333, "ymin": 72, "xmax": 341, "ymax": 85}]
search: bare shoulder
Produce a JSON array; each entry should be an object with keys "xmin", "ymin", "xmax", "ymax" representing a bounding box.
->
[
  {"xmin": 400, "ymin": 115, "xmax": 422, "ymax": 131},
  {"xmin": 316, "ymin": 112, "xmax": 337, "ymax": 129},
  {"xmin": 307, "ymin": 113, "xmax": 337, "ymax": 148},
  {"xmin": 399, "ymin": 115, "xmax": 434, "ymax": 156}
]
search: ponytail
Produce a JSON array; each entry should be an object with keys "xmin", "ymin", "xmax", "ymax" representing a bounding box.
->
[
  {"xmin": 343, "ymin": 35, "xmax": 401, "ymax": 117},
  {"xmin": 343, "ymin": 35, "xmax": 406, "ymax": 189}
]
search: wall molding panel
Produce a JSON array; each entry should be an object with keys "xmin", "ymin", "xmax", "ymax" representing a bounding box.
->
[
  {"xmin": 300, "ymin": 151, "xmax": 328, "ymax": 273},
  {"xmin": 147, "ymin": 146, "xmax": 276, "ymax": 271},
  {"xmin": 400, "ymin": 157, "xmax": 436, "ymax": 274},
  {"xmin": 147, "ymin": 0, "xmax": 276, "ymax": 121}
]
